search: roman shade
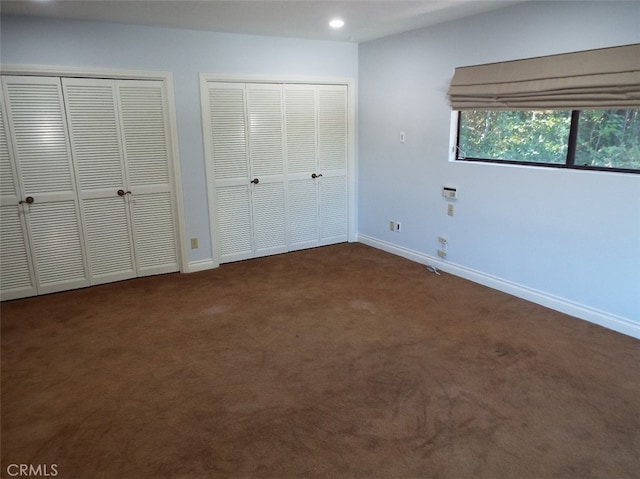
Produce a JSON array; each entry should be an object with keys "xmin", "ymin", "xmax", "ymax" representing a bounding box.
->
[{"xmin": 448, "ymin": 44, "xmax": 640, "ymax": 110}]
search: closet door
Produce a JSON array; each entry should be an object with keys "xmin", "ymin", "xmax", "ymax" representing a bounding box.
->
[
  {"xmin": 62, "ymin": 78, "xmax": 136, "ymax": 285},
  {"xmin": 117, "ymin": 80, "xmax": 179, "ymax": 276},
  {"xmin": 246, "ymin": 84, "xmax": 287, "ymax": 257},
  {"xmin": 205, "ymin": 81, "xmax": 349, "ymax": 265},
  {"xmin": 206, "ymin": 83, "xmax": 254, "ymax": 263},
  {"xmin": 0, "ymin": 90, "xmax": 37, "ymax": 300},
  {"xmin": 285, "ymin": 84, "xmax": 348, "ymax": 248},
  {"xmin": 1, "ymin": 76, "xmax": 89, "ymax": 295},
  {"xmin": 317, "ymin": 85, "xmax": 348, "ymax": 244},
  {"xmin": 284, "ymin": 85, "xmax": 320, "ymax": 251}
]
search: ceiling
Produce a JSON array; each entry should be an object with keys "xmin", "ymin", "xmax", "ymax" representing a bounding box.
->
[{"xmin": 0, "ymin": 0, "xmax": 526, "ymax": 43}]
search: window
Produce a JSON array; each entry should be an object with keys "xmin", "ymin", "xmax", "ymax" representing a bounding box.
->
[{"xmin": 456, "ymin": 109, "xmax": 640, "ymax": 173}]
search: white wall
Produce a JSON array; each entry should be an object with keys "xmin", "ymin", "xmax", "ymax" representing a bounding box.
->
[
  {"xmin": 358, "ymin": 1, "xmax": 640, "ymax": 337},
  {"xmin": 0, "ymin": 15, "xmax": 358, "ymax": 268}
]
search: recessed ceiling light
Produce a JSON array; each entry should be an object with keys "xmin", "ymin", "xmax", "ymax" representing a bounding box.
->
[{"xmin": 329, "ymin": 18, "xmax": 345, "ymax": 29}]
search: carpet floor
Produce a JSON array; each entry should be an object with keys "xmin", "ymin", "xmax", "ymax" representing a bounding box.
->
[{"xmin": 1, "ymin": 243, "xmax": 639, "ymax": 478}]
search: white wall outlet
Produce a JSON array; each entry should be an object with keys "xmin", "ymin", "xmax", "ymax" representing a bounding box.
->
[
  {"xmin": 437, "ymin": 249, "xmax": 447, "ymax": 259},
  {"xmin": 190, "ymin": 237, "xmax": 199, "ymax": 249},
  {"xmin": 447, "ymin": 204, "xmax": 454, "ymax": 216},
  {"xmin": 400, "ymin": 131, "xmax": 406, "ymax": 143},
  {"xmin": 389, "ymin": 220, "xmax": 395, "ymax": 231}
]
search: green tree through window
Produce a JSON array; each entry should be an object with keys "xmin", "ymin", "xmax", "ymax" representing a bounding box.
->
[{"xmin": 457, "ymin": 109, "xmax": 640, "ymax": 172}]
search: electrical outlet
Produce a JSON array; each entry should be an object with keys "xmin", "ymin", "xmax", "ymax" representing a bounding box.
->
[
  {"xmin": 190, "ymin": 237, "xmax": 198, "ymax": 249},
  {"xmin": 447, "ymin": 204, "xmax": 454, "ymax": 216},
  {"xmin": 389, "ymin": 221, "xmax": 395, "ymax": 231},
  {"xmin": 437, "ymin": 249, "xmax": 447, "ymax": 259}
]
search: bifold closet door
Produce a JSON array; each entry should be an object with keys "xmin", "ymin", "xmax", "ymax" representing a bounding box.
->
[
  {"xmin": 317, "ymin": 86, "xmax": 348, "ymax": 244},
  {"xmin": 62, "ymin": 78, "xmax": 136, "ymax": 285},
  {"xmin": 63, "ymin": 78, "xmax": 179, "ymax": 282},
  {"xmin": 117, "ymin": 80, "xmax": 179, "ymax": 276},
  {"xmin": 207, "ymin": 83, "xmax": 287, "ymax": 263},
  {"xmin": 284, "ymin": 84, "xmax": 348, "ymax": 250},
  {"xmin": 0, "ymin": 89, "xmax": 37, "ymax": 300},
  {"xmin": 246, "ymin": 84, "xmax": 287, "ymax": 258},
  {"xmin": 207, "ymin": 83, "xmax": 254, "ymax": 263},
  {"xmin": 206, "ymin": 81, "xmax": 348, "ymax": 264},
  {"xmin": 284, "ymin": 85, "xmax": 320, "ymax": 250},
  {"xmin": 1, "ymin": 76, "xmax": 89, "ymax": 297}
]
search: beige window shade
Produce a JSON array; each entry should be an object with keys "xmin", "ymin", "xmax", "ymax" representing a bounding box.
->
[{"xmin": 448, "ymin": 44, "xmax": 640, "ymax": 110}]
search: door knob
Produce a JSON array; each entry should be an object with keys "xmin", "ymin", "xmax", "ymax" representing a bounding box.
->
[
  {"xmin": 117, "ymin": 189, "xmax": 132, "ymax": 196},
  {"xmin": 251, "ymin": 178, "xmax": 259, "ymax": 184},
  {"xmin": 19, "ymin": 196, "xmax": 34, "ymax": 205},
  {"xmin": 311, "ymin": 173, "xmax": 323, "ymax": 179}
]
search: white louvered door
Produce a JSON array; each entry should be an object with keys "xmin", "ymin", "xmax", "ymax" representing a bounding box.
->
[
  {"xmin": 246, "ymin": 84, "xmax": 287, "ymax": 258},
  {"xmin": 207, "ymin": 83, "xmax": 288, "ymax": 263},
  {"xmin": 1, "ymin": 76, "xmax": 90, "ymax": 295},
  {"xmin": 1, "ymin": 75, "xmax": 180, "ymax": 301},
  {"xmin": 317, "ymin": 86, "xmax": 348, "ymax": 244},
  {"xmin": 62, "ymin": 78, "xmax": 136, "ymax": 285},
  {"xmin": 117, "ymin": 80, "xmax": 179, "ymax": 276},
  {"xmin": 0, "ymin": 89, "xmax": 37, "ymax": 300},
  {"xmin": 207, "ymin": 83, "xmax": 254, "ymax": 263},
  {"xmin": 284, "ymin": 84, "xmax": 348, "ymax": 249},
  {"xmin": 284, "ymin": 85, "xmax": 320, "ymax": 251},
  {"xmin": 206, "ymin": 81, "xmax": 349, "ymax": 265}
]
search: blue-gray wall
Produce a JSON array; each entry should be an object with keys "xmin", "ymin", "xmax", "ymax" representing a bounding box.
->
[{"xmin": 358, "ymin": 1, "xmax": 640, "ymax": 336}]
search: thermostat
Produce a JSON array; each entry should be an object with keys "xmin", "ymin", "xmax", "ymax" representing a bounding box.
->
[{"xmin": 442, "ymin": 186, "xmax": 457, "ymax": 199}]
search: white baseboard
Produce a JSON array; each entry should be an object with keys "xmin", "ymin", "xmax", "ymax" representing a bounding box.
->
[
  {"xmin": 357, "ymin": 234, "xmax": 640, "ymax": 340},
  {"xmin": 185, "ymin": 259, "xmax": 217, "ymax": 273}
]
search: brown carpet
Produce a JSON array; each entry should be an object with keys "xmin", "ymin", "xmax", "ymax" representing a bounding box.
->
[{"xmin": 1, "ymin": 243, "xmax": 639, "ymax": 479}]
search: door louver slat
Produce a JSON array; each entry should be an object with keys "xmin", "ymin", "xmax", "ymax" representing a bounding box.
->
[
  {"xmin": 248, "ymin": 87, "xmax": 284, "ymax": 177},
  {"xmin": 0, "ymin": 206, "xmax": 34, "ymax": 292},
  {"xmin": 285, "ymin": 88, "xmax": 317, "ymax": 174},
  {"xmin": 119, "ymin": 85, "xmax": 171, "ymax": 187},
  {"xmin": 63, "ymin": 83, "xmax": 124, "ymax": 190},
  {"xmin": 4, "ymin": 82, "xmax": 74, "ymax": 194},
  {"xmin": 216, "ymin": 186, "xmax": 253, "ymax": 259},
  {"xmin": 288, "ymin": 178, "xmax": 318, "ymax": 246},
  {"xmin": 132, "ymin": 192, "xmax": 178, "ymax": 273},
  {"xmin": 29, "ymin": 201, "xmax": 87, "ymax": 288},
  {"xmin": 318, "ymin": 88, "xmax": 347, "ymax": 172},
  {"xmin": 0, "ymin": 105, "xmax": 17, "ymax": 197},
  {"xmin": 253, "ymin": 182, "xmax": 286, "ymax": 253},
  {"xmin": 83, "ymin": 197, "xmax": 135, "ymax": 279},
  {"xmin": 209, "ymin": 88, "xmax": 249, "ymax": 181}
]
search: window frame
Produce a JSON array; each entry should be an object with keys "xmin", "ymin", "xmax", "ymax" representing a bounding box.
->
[{"xmin": 454, "ymin": 109, "xmax": 640, "ymax": 175}]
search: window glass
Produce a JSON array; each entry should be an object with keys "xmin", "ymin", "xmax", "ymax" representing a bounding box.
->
[
  {"xmin": 575, "ymin": 109, "xmax": 640, "ymax": 170},
  {"xmin": 458, "ymin": 110, "xmax": 571, "ymax": 164},
  {"xmin": 457, "ymin": 109, "xmax": 640, "ymax": 173}
]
